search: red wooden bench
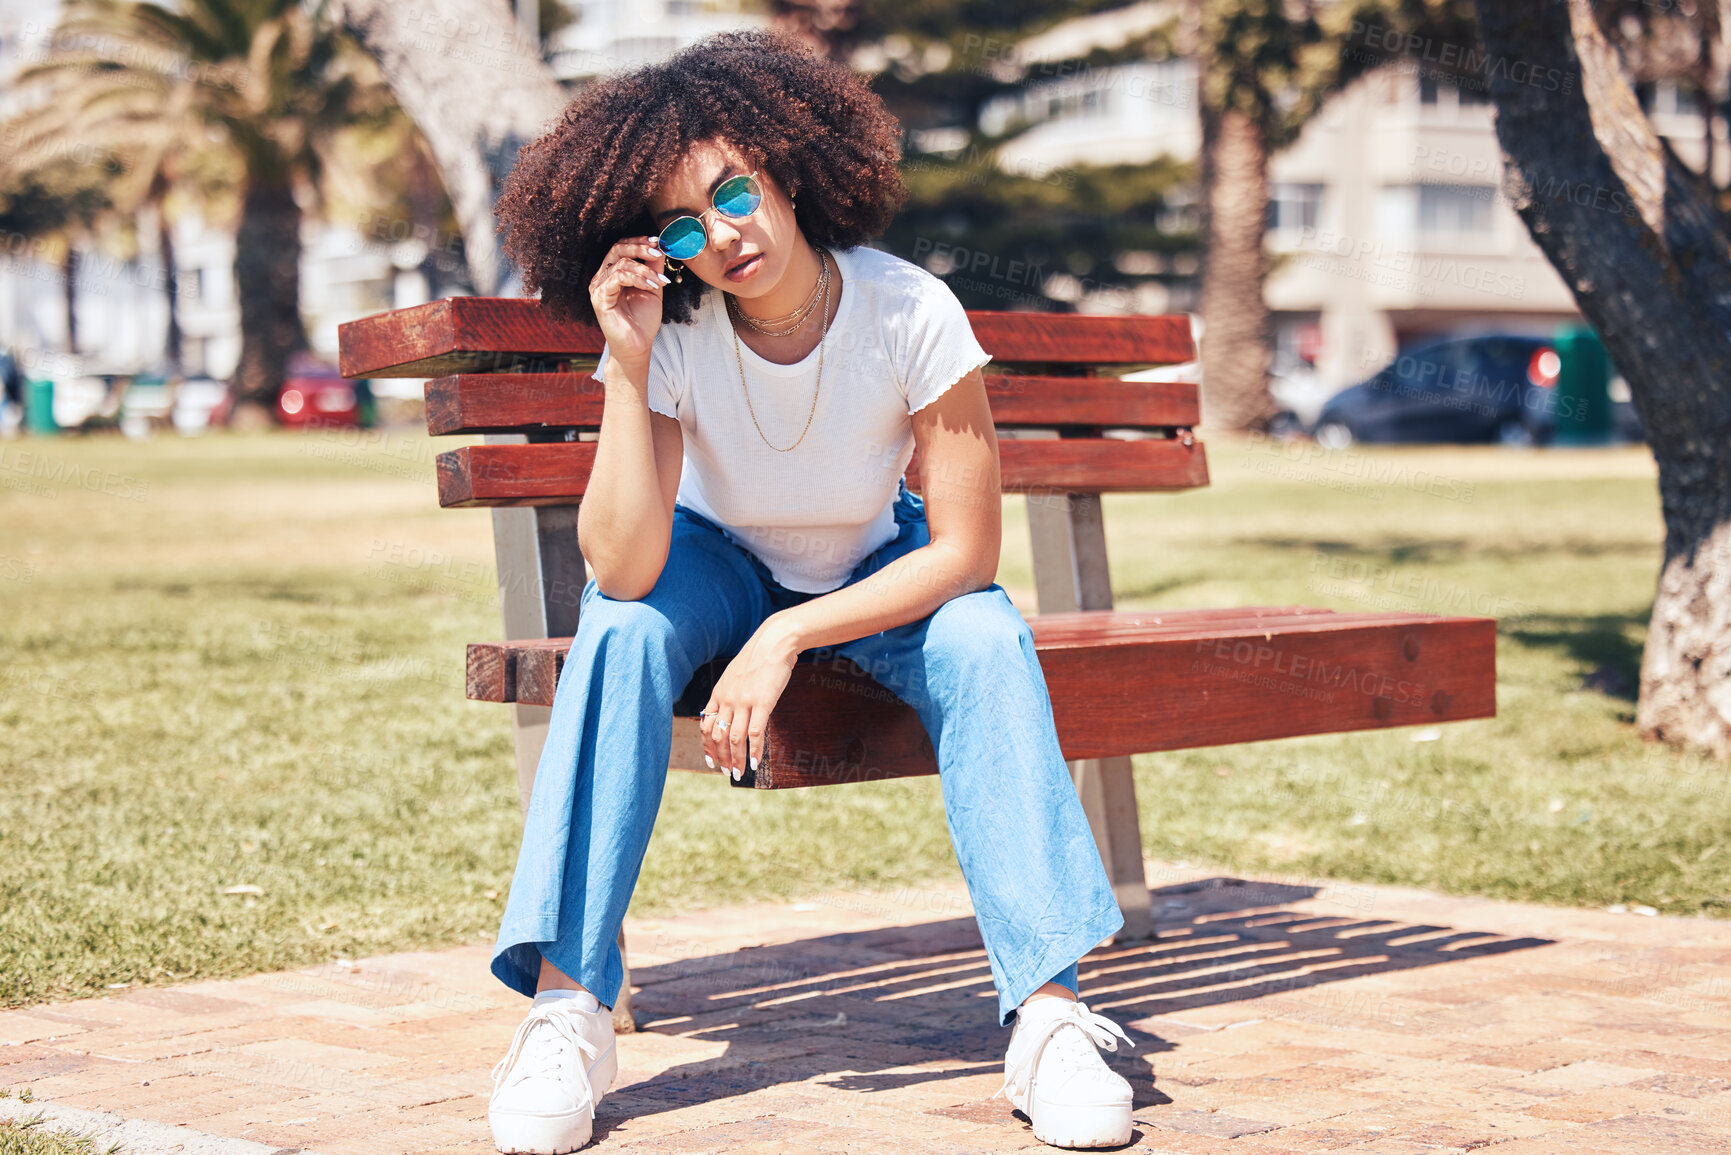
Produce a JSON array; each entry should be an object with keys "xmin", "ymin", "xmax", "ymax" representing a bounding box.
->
[{"xmin": 338, "ymin": 295, "xmax": 1497, "ymax": 1031}]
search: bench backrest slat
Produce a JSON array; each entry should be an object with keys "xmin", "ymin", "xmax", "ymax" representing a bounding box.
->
[
  {"xmin": 426, "ymin": 372, "xmax": 1200, "ymax": 436},
  {"xmin": 337, "ymin": 295, "xmax": 1211, "ymax": 508},
  {"xmin": 437, "ymin": 437, "xmax": 1208, "ymax": 508},
  {"xmin": 338, "ymin": 298, "xmax": 1196, "ymax": 378}
]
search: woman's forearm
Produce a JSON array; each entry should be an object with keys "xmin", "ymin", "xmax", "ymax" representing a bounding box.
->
[
  {"xmin": 577, "ymin": 356, "xmax": 673, "ymax": 599},
  {"xmin": 758, "ymin": 533, "xmax": 999, "ymax": 660}
]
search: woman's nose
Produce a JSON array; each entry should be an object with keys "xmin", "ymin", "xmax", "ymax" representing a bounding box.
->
[{"xmin": 707, "ymin": 214, "xmax": 743, "ymax": 251}]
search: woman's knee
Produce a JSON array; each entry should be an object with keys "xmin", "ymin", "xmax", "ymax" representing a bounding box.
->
[
  {"xmin": 926, "ymin": 587, "xmax": 1035, "ymax": 662},
  {"xmin": 578, "ymin": 588, "xmax": 683, "ymax": 653}
]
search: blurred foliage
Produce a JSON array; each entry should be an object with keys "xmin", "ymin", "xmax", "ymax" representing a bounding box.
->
[
  {"xmin": 880, "ymin": 154, "xmax": 1197, "ymax": 312},
  {"xmin": 851, "ymin": 1, "xmax": 1200, "ymax": 311}
]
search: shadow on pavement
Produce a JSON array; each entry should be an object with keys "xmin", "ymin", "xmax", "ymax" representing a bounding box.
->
[{"xmin": 596, "ymin": 874, "xmax": 1552, "ymax": 1141}]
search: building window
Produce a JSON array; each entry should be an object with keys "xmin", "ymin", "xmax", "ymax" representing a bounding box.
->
[
  {"xmin": 1268, "ymin": 182, "xmax": 1323, "ymax": 232},
  {"xmin": 1418, "ymin": 183, "xmax": 1495, "ymax": 234},
  {"xmin": 1420, "ymin": 75, "xmax": 1491, "ymax": 109}
]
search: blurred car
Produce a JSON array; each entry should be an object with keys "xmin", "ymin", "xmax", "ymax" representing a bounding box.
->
[
  {"xmin": 277, "ymin": 353, "xmax": 358, "ymax": 427},
  {"xmin": 172, "ymin": 377, "xmax": 233, "ymax": 434},
  {"xmin": 1312, "ymin": 335, "xmax": 1564, "ymax": 447}
]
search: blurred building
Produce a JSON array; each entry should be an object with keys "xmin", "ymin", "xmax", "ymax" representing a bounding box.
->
[
  {"xmin": 979, "ymin": 55, "xmax": 1596, "ymax": 389},
  {"xmin": 546, "ymin": 0, "xmax": 767, "ymax": 81},
  {"xmin": 969, "ymin": 7, "xmax": 1731, "ymax": 393}
]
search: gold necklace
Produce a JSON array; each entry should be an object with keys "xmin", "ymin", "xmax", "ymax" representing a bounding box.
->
[
  {"xmin": 731, "ymin": 249, "xmax": 830, "ymax": 453},
  {"xmin": 728, "ymin": 248, "xmax": 829, "ymax": 336}
]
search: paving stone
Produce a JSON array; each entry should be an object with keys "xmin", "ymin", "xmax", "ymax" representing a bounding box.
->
[{"xmin": 7, "ymin": 862, "xmax": 1731, "ymax": 1152}]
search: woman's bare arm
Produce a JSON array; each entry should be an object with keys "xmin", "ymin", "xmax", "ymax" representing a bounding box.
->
[
  {"xmin": 698, "ymin": 365, "xmax": 1002, "ymax": 775},
  {"xmin": 577, "ymin": 361, "xmax": 683, "ymax": 600},
  {"xmin": 574, "ymin": 236, "xmax": 685, "ymax": 600}
]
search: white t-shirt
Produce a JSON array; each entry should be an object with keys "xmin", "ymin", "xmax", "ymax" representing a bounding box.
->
[{"xmin": 591, "ymin": 244, "xmax": 992, "ymax": 593}]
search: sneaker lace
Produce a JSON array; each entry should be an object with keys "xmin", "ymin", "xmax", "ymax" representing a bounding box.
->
[
  {"xmin": 994, "ymin": 1000, "xmax": 1131, "ymax": 1102},
  {"xmin": 491, "ymin": 1000, "xmax": 602, "ymax": 1095}
]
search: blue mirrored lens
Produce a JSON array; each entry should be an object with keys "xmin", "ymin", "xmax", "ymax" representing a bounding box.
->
[
  {"xmin": 659, "ymin": 216, "xmax": 706, "ymax": 260},
  {"xmin": 713, "ymin": 174, "xmax": 762, "ymax": 219}
]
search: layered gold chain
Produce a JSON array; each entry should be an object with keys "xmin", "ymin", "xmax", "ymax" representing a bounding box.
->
[{"xmin": 728, "ymin": 247, "xmax": 830, "ymax": 453}]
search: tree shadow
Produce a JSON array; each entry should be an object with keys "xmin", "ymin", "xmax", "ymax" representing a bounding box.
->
[
  {"xmin": 592, "ymin": 875, "xmax": 1551, "ymax": 1143},
  {"xmin": 1503, "ymin": 610, "xmax": 1648, "ymax": 701}
]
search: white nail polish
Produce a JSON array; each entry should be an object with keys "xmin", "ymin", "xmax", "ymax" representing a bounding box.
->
[
  {"xmin": 656, "ymin": 273, "xmax": 671, "ymax": 286},
  {"xmin": 750, "ymin": 755, "xmax": 759, "ymax": 773},
  {"xmin": 704, "ymin": 754, "xmax": 715, "ymax": 769},
  {"xmin": 732, "ymin": 765, "xmax": 742, "ymax": 781}
]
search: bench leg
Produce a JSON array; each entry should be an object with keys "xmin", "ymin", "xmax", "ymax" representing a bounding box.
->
[{"xmin": 1070, "ymin": 755, "xmax": 1153, "ymax": 941}]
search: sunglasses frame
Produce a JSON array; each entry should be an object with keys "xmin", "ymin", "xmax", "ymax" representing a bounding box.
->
[{"xmin": 656, "ymin": 171, "xmax": 764, "ymax": 261}]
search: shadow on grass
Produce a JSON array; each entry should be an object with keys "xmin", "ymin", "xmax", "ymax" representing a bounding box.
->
[
  {"xmin": 1258, "ymin": 538, "xmax": 1654, "ymax": 563},
  {"xmin": 1504, "ymin": 611, "xmax": 1648, "ymax": 702},
  {"xmin": 597, "ymin": 875, "xmax": 1551, "ymax": 1144}
]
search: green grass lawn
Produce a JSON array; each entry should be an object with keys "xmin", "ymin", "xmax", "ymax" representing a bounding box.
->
[{"xmin": 1, "ymin": 426, "xmax": 1719, "ymax": 1010}]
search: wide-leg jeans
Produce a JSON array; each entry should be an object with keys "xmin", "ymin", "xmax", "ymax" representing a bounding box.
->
[{"xmin": 490, "ymin": 481, "xmax": 1125, "ymax": 1026}]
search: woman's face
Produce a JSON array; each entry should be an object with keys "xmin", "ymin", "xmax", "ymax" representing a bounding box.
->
[{"xmin": 647, "ymin": 137, "xmax": 801, "ymax": 300}]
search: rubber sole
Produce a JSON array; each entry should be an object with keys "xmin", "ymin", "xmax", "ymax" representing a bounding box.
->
[
  {"xmin": 1030, "ymin": 1097, "xmax": 1133, "ymax": 1149},
  {"xmin": 490, "ymin": 1039, "xmax": 618, "ymax": 1154}
]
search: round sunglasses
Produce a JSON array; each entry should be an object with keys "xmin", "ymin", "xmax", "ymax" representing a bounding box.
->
[{"xmin": 655, "ymin": 172, "xmax": 763, "ymax": 261}]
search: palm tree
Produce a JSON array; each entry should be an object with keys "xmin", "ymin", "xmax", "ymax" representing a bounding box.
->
[
  {"xmin": 0, "ymin": 158, "xmax": 117, "ymax": 356},
  {"xmin": 10, "ymin": 0, "xmax": 396, "ymax": 412}
]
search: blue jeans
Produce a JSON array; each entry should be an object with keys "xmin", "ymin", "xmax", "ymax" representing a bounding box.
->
[{"xmin": 491, "ymin": 482, "xmax": 1124, "ymax": 1026}]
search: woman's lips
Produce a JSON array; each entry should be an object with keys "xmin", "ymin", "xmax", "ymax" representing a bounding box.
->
[{"xmin": 724, "ymin": 253, "xmax": 763, "ymax": 281}]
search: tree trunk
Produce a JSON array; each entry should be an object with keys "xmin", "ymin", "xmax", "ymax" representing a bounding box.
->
[
  {"xmin": 328, "ymin": 0, "xmax": 567, "ymax": 294},
  {"xmin": 159, "ymin": 210, "xmax": 181, "ymax": 374},
  {"xmin": 62, "ymin": 245, "xmax": 77, "ymax": 355},
  {"xmin": 1475, "ymin": 0, "xmax": 1731, "ymax": 758},
  {"xmin": 231, "ymin": 180, "xmax": 306, "ymax": 410},
  {"xmin": 1197, "ymin": 103, "xmax": 1277, "ymax": 432}
]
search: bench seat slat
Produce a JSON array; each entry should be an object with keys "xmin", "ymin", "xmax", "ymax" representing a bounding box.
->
[
  {"xmin": 465, "ymin": 609, "xmax": 1496, "ymax": 786},
  {"xmin": 338, "ymin": 298, "xmax": 1195, "ymax": 378},
  {"xmin": 424, "ymin": 372, "xmax": 1201, "ymax": 436},
  {"xmin": 462, "ymin": 607, "xmax": 1347, "ymax": 704},
  {"xmin": 436, "ymin": 438, "xmax": 1209, "ymax": 507}
]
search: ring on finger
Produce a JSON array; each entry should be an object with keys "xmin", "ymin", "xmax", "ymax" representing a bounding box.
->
[{"xmin": 715, "ymin": 719, "xmax": 729, "ymax": 733}]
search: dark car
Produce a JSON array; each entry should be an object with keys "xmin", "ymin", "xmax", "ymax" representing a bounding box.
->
[{"xmin": 1312, "ymin": 335, "xmax": 1568, "ymax": 447}]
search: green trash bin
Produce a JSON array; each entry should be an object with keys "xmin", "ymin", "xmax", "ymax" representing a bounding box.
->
[
  {"xmin": 1552, "ymin": 324, "xmax": 1612, "ymax": 446},
  {"xmin": 25, "ymin": 378, "xmax": 56, "ymax": 435}
]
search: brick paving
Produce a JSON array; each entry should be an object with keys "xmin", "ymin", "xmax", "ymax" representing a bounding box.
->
[{"xmin": 4, "ymin": 862, "xmax": 1730, "ymax": 1153}]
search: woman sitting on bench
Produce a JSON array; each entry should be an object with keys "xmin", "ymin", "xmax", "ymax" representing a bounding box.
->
[{"xmin": 484, "ymin": 28, "xmax": 1136, "ymax": 1153}]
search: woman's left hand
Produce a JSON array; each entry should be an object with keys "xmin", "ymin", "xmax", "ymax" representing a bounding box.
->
[{"xmin": 700, "ymin": 621, "xmax": 800, "ymax": 780}]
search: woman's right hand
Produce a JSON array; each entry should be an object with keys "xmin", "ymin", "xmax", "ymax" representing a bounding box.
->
[{"xmin": 588, "ymin": 236, "xmax": 669, "ymax": 367}]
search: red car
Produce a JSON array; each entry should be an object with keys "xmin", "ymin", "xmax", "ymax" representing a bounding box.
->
[{"xmin": 276, "ymin": 353, "xmax": 358, "ymax": 427}]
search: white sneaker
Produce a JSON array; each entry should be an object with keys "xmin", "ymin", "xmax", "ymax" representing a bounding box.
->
[
  {"xmin": 489, "ymin": 992, "xmax": 619, "ymax": 1154},
  {"xmin": 997, "ymin": 997, "xmax": 1134, "ymax": 1148}
]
